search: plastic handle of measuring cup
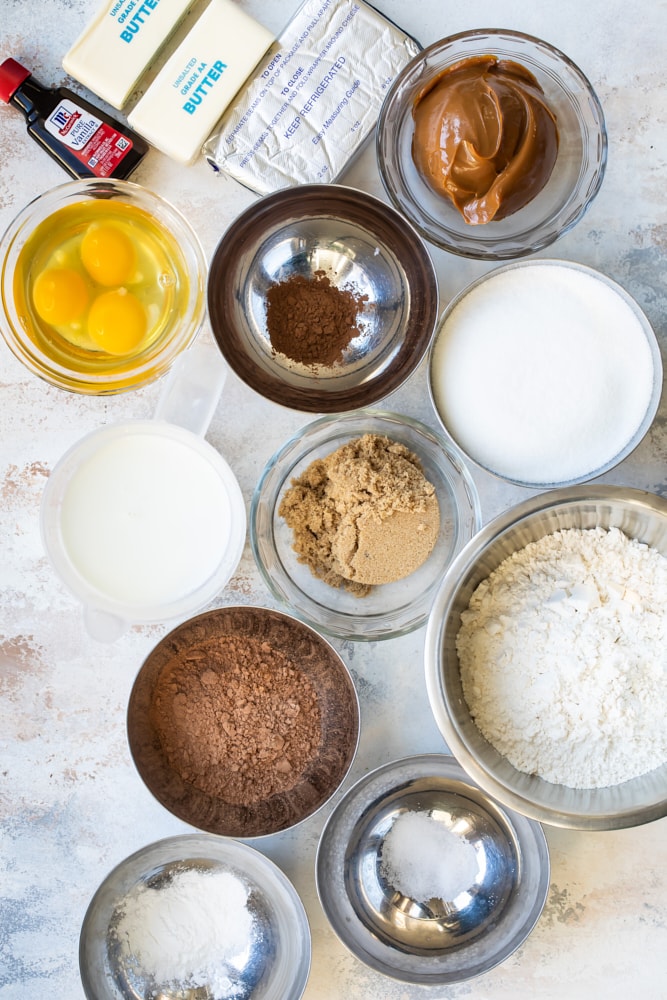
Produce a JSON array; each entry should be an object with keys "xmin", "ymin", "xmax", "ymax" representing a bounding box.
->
[
  {"xmin": 154, "ymin": 339, "xmax": 227, "ymax": 437},
  {"xmin": 83, "ymin": 606, "xmax": 129, "ymax": 643}
]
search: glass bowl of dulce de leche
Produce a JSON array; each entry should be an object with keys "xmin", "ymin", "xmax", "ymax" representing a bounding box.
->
[{"xmin": 377, "ymin": 30, "xmax": 607, "ymax": 259}]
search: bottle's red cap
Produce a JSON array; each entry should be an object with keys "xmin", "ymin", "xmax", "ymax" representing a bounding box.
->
[{"xmin": 0, "ymin": 58, "xmax": 31, "ymax": 103}]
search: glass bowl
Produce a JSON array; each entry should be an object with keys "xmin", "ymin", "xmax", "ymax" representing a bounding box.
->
[
  {"xmin": 376, "ymin": 30, "xmax": 607, "ymax": 260},
  {"xmin": 427, "ymin": 259, "xmax": 662, "ymax": 489},
  {"xmin": 79, "ymin": 833, "xmax": 311, "ymax": 1000},
  {"xmin": 424, "ymin": 485, "xmax": 667, "ymax": 830},
  {"xmin": 0, "ymin": 178, "xmax": 206, "ymax": 393},
  {"xmin": 250, "ymin": 410, "xmax": 481, "ymax": 641},
  {"xmin": 207, "ymin": 184, "xmax": 439, "ymax": 412}
]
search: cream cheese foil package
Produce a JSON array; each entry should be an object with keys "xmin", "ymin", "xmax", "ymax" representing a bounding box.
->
[{"xmin": 203, "ymin": 0, "xmax": 420, "ymax": 193}]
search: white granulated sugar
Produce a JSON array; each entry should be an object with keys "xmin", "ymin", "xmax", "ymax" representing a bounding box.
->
[
  {"xmin": 114, "ymin": 866, "xmax": 253, "ymax": 996},
  {"xmin": 380, "ymin": 811, "xmax": 479, "ymax": 901},
  {"xmin": 457, "ymin": 527, "xmax": 667, "ymax": 788},
  {"xmin": 431, "ymin": 264, "xmax": 655, "ymax": 484}
]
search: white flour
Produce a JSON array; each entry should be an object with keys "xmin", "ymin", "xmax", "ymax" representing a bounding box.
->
[
  {"xmin": 456, "ymin": 527, "xmax": 667, "ymax": 788},
  {"xmin": 113, "ymin": 866, "xmax": 253, "ymax": 996}
]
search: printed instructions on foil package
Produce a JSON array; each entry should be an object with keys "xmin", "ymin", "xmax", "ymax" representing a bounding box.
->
[{"xmin": 203, "ymin": 0, "xmax": 420, "ymax": 193}]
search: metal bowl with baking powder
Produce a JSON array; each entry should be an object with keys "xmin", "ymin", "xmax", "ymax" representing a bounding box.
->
[{"xmin": 79, "ymin": 833, "xmax": 311, "ymax": 1000}]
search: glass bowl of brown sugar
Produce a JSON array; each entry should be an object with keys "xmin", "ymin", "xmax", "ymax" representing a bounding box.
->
[
  {"xmin": 126, "ymin": 605, "xmax": 360, "ymax": 838},
  {"xmin": 206, "ymin": 183, "xmax": 439, "ymax": 412},
  {"xmin": 250, "ymin": 410, "xmax": 482, "ymax": 641}
]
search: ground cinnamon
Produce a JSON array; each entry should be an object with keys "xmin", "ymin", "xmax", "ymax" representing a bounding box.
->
[
  {"xmin": 265, "ymin": 269, "xmax": 367, "ymax": 367},
  {"xmin": 150, "ymin": 634, "xmax": 322, "ymax": 805}
]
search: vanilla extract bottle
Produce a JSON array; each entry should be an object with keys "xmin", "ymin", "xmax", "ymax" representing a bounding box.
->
[{"xmin": 0, "ymin": 57, "xmax": 148, "ymax": 180}]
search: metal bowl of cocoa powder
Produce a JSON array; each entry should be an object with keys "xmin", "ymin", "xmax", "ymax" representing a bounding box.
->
[
  {"xmin": 126, "ymin": 605, "xmax": 360, "ymax": 838},
  {"xmin": 206, "ymin": 184, "xmax": 439, "ymax": 412}
]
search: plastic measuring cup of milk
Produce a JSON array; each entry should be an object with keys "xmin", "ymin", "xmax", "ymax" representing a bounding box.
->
[{"xmin": 40, "ymin": 341, "xmax": 246, "ymax": 642}]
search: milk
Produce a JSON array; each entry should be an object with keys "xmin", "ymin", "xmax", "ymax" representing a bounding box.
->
[
  {"xmin": 430, "ymin": 262, "xmax": 658, "ymax": 486},
  {"xmin": 59, "ymin": 431, "xmax": 233, "ymax": 607}
]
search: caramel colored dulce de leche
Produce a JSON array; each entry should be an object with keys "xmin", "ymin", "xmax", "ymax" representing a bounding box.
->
[{"xmin": 411, "ymin": 55, "xmax": 559, "ymax": 224}]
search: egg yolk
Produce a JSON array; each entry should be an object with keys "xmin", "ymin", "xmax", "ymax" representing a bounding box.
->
[
  {"xmin": 87, "ymin": 288, "xmax": 147, "ymax": 355},
  {"xmin": 32, "ymin": 267, "xmax": 90, "ymax": 326},
  {"xmin": 80, "ymin": 224, "xmax": 136, "ymax": 286}
]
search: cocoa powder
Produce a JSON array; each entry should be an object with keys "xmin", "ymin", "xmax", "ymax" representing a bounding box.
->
[
  {"xmin": 150, "ymin": 634, "xmax": 322, "ymax": 805},
  {"xmin": 265, "ymin": 269, "xmax": 367, "ymax": 367}
]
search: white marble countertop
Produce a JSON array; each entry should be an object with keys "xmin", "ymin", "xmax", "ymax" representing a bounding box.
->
[{"xmin": 1, "ymin": 1, "xmax": 666, "ymax": 998}]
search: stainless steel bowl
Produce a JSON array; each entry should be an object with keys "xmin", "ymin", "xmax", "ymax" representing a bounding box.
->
[
  {"xmin": 127, "ymin": 606, "xmax": 360, "ymax": 838},
  {"xmin": 425, "ymin": 485, "xmax": 667, "ymax": 830},
  {"xmin": 316, "ymin": 754, "xmax": 549, "ymax": 985},
  {"xmin": 79, "ymin": 834, "xmax": 311, "ymax": 1000},
  {"xmin": 206, "ymin": 184, "xmax": 438, "ymax": 412}
]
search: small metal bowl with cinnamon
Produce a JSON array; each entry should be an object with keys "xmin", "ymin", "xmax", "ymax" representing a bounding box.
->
[
  {"xmin": 126, "ymin": 605, "xmax": 359, "ymax": 838},
  {"xmin": 206, "ymin": 184, "xmax": 439, "ymax": 412}
]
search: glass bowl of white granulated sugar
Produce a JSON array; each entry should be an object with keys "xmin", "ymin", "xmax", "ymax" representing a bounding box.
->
[
  {"xmin": 428, "ymin": 259, "xmax": 662, "ymax": 489},
  {"xmin": 79, "ymin": 833, "xmax": 311, "ymax": 1000},
  {"xmin": 425, "ymin": 485, "xmax": 667, "ymax": 831}
]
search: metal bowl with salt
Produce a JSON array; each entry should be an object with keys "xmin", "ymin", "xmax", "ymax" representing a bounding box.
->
[{"xmin": 315, "ymin": 754, "xmax": 549, "ymax": 985}]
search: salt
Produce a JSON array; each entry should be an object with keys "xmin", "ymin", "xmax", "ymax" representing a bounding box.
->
[
  {"xmin": 430, "ymin": 263, "xmax": 656, "ymax": 485},
  {"xmin": 380, "ymin": 811, "xmax": 478, "ymax": 902},
  {"xmin": 113, "ymin": 866, "xmax": 253, "ymax": 996}
]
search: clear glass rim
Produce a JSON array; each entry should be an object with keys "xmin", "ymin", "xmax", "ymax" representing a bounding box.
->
[
  {"xmin": 0, "ymin": 177, "xmax": 207, "ymax": 394},
  {"xmin": 250, "ymin": 409, "xmax": 482, "ymax": 641},
  {"xmin": 376, "ymin": 28, "xmax": 608, "ymax": 260}
]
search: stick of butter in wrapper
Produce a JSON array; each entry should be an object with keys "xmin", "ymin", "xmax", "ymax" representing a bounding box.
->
[
  {"xmin": 63, "ymin": 0, "xmax": 197, "ymax": 110},
  {"xmin": 203, "ymin": 0, "xmax": 421, "ymax": 193},
  {"xmin": 128, "ymin": 0, "xmax": 274, "ymax": 164}
]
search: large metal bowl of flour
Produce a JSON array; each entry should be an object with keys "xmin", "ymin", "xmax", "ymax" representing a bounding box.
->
[{"xmin": 425, "ymin": 485, "xmax": 667, "ymax": 831}]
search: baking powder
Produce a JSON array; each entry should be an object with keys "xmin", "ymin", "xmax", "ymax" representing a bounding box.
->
[
  {"xmin": 114, "ymin": 866, "xmax": 253, "ymax": 995},
  {"xmin": 457, "ymin": 527, "xmax": 667, "ymax": 788}
]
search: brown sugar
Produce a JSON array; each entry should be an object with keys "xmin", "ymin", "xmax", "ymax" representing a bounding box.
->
[
  {"xmin": 278, "ymin": 433, "xmax": 440, "ymax": 597},
  {"xmin": 265, "ymin": 269, "xmax": 367, "ymax": 367},
  {"xmin": 149, "ymin": 634, "xmax": 322, "ymax": 805}
]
